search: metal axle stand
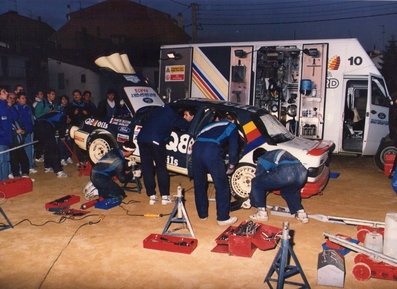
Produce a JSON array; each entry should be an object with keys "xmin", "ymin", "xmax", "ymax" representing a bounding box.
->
[
  {"xmin": 162, "ymin": 185, "xmax": 195, "ymax": 238},
  {"xmin": 0, "ymin": 207, "xmax": 14, "ymax": 231},
  {"xmin": 264, "ymin": 222, "xmax": 311, "ymax": 289}
]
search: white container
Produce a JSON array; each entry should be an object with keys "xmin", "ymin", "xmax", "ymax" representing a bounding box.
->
[
  {"xmin": 364, "ymin": 232, "xmax": 383, "ymax": 253},
  {"xmin": 383, "ymin": 212, "xmax": 397, "ymax": 258}
]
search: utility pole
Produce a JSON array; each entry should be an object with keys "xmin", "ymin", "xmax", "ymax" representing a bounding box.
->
[{"xmin": 191, "ymin": 3, "xmax": 198, "ymax": 43}]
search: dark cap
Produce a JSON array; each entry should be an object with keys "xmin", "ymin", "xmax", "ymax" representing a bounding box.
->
[{"xmin": 122, "ymin": 140, "xmax": 136, "ymax": 152}]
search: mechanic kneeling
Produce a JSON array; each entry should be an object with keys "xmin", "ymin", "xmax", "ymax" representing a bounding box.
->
[{"xmin": 90, "ymin": 141, "xmax": 136, "ymax": 199}]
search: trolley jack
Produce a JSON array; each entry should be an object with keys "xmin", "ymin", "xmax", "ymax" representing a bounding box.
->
[{"xmin": 264, "ymin": 222, "xmax": 311, "ymax": 289}]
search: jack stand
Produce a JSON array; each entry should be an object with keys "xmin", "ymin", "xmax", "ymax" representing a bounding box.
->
[
  {"xmin": 162, "ymin": 185, "xmax": 195, "ymax": 238},
  {"xmin": 264, "ymin": 222, "xmax": 311, "ymax": 289},
  {"xmin": 0, "ymin": 207, "xmax": 14, "ymax": 231}
]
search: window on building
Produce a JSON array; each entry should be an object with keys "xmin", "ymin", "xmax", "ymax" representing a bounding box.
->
[{"xmin": 81, "ymin": 74, "xmax": 86, "ymax": 83}]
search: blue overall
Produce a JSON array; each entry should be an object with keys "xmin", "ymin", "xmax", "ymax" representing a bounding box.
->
[
  {"xmin": 91, "ymin": 149, "xmax": 130, "ymax": 198},
  {"xmin": 250, "ymin": 149, "xmax": 308, "ymax": 214},
  {"xmin": 192, "ymin": 121, "xmax": 239, "ymax": 221},
  {"xmin": 137, "ymin": 105, "xmax": 189, "ymax": 197}
]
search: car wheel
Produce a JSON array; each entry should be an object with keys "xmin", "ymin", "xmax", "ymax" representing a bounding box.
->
[
  {"xmin": 88, "ymin": 135, "xmax": 116, "ymax": 164},
  {"xmin": 374, "ymin": 137, "xmax": 397, "ymax": 170},
  {"xmin": 230, "ymin": 163, "xmax": 256, "ymax": 200}
]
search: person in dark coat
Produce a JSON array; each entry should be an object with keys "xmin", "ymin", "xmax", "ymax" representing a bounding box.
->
[
  {"xmin": 192, "ymin": 112, "xmax": 239, "ymax": 226},
  {"xmin": 90, "ymin": 141, "xmax": 136, "ymax": 199},
  {"xmin": 14, "ymin": 93, "xmax": 35, "ymax": 173},
  {"xmin": 137, "ymin": 104, "xmax": 191, "ymax": 205},
  {"xmin": 96, "ymin": 89, "xmax": 121, "ymax": 121},
  {"xmin": 0, "ymin": 88, "xmax": 12, "ymax": 180},
  {"xmin": 35, "ymin": 111, "xmax": 68, "ymax": 178}
]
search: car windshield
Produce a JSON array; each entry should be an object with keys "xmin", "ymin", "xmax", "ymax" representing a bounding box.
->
[{"xmin": 259, "ymin": 114, "xmax": 295, "ymax": 143}]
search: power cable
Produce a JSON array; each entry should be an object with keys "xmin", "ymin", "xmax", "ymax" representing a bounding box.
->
[
  {"xmin": 198, "ymin": 2, "xmax": 397, "ymax": 18},
  {"xmin": 199, "ymin": 11, "xmax": 397, "ymax": 26},
  {"xmin": 37, "ymin": 216, "xmax": 103, "ymax": 289}
]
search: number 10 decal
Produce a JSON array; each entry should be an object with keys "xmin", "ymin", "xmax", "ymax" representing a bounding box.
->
[{"xmin": 348, "ymin": 56, "xmax": 363, "ymax": 66}]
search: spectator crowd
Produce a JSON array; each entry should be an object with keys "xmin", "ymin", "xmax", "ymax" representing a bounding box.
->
[{"xmin": 0, "ymin": 85, "xmax": 127, "ymax": 181}]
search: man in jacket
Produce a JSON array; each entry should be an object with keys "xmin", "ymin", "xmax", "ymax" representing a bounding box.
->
[
  {"xmin": 137, "ymin": 105, "xmax": 191, "ymax": 205},
  {"xmin": 0, "ymin": 88, "xmax": 12, "ymax": 180},
  {"xmin": 192, "ymin": 112, "xmax": 239, "ymax": 226},
  {"xmin": 90, "ymin": 141, "xmax": 136, "ymax": 199},
  {"xmin": 245, "ymin": 148, "xmax": 309, "ymax": 223}
]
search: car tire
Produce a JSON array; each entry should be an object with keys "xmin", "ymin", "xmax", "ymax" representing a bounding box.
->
[
  {"xmin": 88, "ymin": 135, "xmax": 117, "ymax": 164},
  {"xmin": 230, "ymin": 163, "xmax": 256, "ymax": 200},
  {"xmin": 374, "ymin": 137, "xmax": 397, "ymax": 171}
]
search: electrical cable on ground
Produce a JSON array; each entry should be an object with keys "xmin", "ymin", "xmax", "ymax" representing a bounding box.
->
[
  {"xmin": 118, "ymin": 204, "xmax": 170, "ymax": 218},
  {"xmin": 37, "ymin": 216, "xmax": 103, "ymax": 289}
]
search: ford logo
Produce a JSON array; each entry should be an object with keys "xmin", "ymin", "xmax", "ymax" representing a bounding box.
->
[
  {"xmin": 143, "ymin": 97, "xmax": 153, "ymax": 103},
  {"xmin": 118, "ymin": 126, "xmax": 131, "ymax": 133},
  {"xmin": 378, "ymin": 112, "xmax": 386, "ymax": 119}
]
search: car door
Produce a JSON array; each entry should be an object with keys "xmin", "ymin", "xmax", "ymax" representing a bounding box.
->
[{"xmin": 185, "ymin": 107, "xmax": 217, "ymax": 177}]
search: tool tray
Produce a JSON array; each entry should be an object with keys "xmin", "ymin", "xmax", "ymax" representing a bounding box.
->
[
  {"xmin": 143, "ymin": 233, "xmax": 198, "ymax": 254},
  {"xmin": 212, "ymin": 221, "xmax": 281, "ymax": 257}
]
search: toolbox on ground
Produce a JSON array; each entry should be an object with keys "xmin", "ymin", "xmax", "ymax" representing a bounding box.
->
[
  {"xmin": 45, "ymin": 195, "xmax": 80, "ymax": 210},
  {"xmin": 211, "ymin": 221, "xmax": 281, "ymax": 257},
  {"xmin": 0, "ymin": 177, "xmax": 33, "ymax": 199},
  {"xmin": 143, "ymin": 233, "xmax": 198, "ymax": 254}
]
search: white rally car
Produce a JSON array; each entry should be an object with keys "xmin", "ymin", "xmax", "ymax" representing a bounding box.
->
[{"xmin": 70, "ymin": 72, "xmax": 334, "ymax": 201}]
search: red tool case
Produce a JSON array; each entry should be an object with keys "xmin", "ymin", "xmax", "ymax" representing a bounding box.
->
[
  {"xmin": 0, "ymin": 177, "xmax": 33, "ymax": 199},
  {"xmin": 212, "ymin": 221, "xmax": 281, "ymax": 257}
]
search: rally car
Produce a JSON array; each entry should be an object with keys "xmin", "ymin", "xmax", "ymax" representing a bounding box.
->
[{"xmin": 70, "ymin": 73, "xmax": 334, "ymax": 200}]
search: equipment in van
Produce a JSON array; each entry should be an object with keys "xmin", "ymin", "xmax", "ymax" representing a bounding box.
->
[{"xmin": 159, "ymin": 38, "xmax": 392, "ymax": 167}]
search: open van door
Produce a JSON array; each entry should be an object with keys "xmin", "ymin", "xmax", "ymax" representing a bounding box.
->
[{"xmin": 362, "ymin": 75, "xmax": 390, "ymax": 155}]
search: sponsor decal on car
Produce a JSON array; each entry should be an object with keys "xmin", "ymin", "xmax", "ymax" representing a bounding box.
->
[
  {"xmin": 85, "ymin": 118, "xmax": 109, "ymax": 129},
  {"xmin": 117, "ymin": 133, "xmax": 130, "ymax": 143},
  {"xmin": 118, "ymin": 126, "xmax": 131, "ymax": 133}
]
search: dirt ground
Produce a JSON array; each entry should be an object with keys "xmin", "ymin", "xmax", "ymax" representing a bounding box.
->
[{"xmin": 0, "ymin": 155, "xmax": 396, "ymax": 289}]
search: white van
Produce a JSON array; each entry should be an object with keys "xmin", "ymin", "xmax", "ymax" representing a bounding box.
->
[{"xmin": 159, "ymin": 38, "xmax": 391, "ymax": 168}]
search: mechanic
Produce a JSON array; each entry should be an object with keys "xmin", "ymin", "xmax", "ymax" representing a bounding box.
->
[
  {"xmin": 243, "ymin": 148, "xmax": 309, "ymax": 223},
  {"xmin": 192, "ymin": 112, "xmax": 239, "ymax": 226},
  {"xmin": 137, "ymin": 105, "xmax": 192, "ymax": 205},
  {"xmin": 90, "ymin": 140, "xmax": 136, "ymax": 199}
]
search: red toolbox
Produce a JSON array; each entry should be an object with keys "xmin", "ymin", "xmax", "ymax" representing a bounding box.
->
[
  {"xmin": 143, "ymin": 233, "xmax": 198, "ymax": 254},
  {"xmin": 212, "ymin": 221, "xmax": 281, "ymax": 257},
  {"xmin": 45, "ymin": 195, "xmax": 80, "ymax": 210},
  {"xmin": 0, "ymin": 177, "xmax": 33, "ymax": 199}
]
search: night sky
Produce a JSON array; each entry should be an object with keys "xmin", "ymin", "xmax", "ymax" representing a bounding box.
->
[{"xmin": 1, "ymin": 0, "xmax": 396, "ymax": 50}]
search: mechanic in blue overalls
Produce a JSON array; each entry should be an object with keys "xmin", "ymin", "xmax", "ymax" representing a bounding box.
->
[
  {"xmin": 192, "ymin": 112, "xmax": 239, "ymax": 226},
  {"xmin": 244, "ymin": 148, "xmax": 309, "ymax": 223},
  {"xmin": 90, "ymin": 141, "xmax": 135, "ymax": 199},
  {"xmin": 137, "ymin": 105, "xmax": 191, "ymax": 205}
]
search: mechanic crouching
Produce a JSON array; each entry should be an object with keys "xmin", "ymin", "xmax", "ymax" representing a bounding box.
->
[
  {"xmin": 90, "ymin": 141, "xmax": 136, "ymax": 199},
  {"xmin": 192, "ymin": 112, "xmax": 239, "ymax": 226},
  {"xmin": 244, "ymin": 148, "xmax": 309, "ymax": 223}
]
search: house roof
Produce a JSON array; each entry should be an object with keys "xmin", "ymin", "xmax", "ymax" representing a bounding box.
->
[
  {"xmin": 0, "ymin": 11, "xmax": 55, "ymax": 53},
  {"xmin": 51, "ymin": 0, "xmax": 189, "ymax": 49}
]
